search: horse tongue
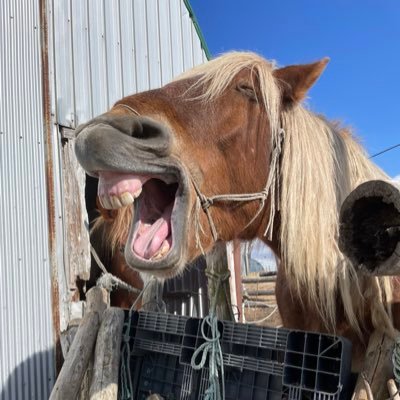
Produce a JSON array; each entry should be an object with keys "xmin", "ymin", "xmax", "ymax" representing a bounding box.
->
[{"xmin": 133, "ymin": 204, "xmax": 172, "ymax": 259}]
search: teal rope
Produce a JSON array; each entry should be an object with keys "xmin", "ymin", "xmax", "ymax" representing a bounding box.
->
[{"xmin": 190, "ymin": 272, "xmax": 230, "ymax": 400}]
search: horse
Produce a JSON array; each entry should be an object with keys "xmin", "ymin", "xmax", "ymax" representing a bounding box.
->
[{"xmin": 74, "ymin": 51, "xmax": 400, "ymax": 371}]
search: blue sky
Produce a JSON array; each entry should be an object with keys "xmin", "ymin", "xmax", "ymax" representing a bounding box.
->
[{"xmin": 190, "ymin": 0, "xmax": 400, "ymax": 179}]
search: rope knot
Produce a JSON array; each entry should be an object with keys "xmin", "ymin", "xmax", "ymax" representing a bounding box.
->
[{"xmin": 200, "ymin": 195, "xmax": 213, "ymax": 210}]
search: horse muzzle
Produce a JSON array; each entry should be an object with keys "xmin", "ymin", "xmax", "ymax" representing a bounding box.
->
[{"xmin": 74, "ymin": 114, "xmax": 191, "ymax": 276}]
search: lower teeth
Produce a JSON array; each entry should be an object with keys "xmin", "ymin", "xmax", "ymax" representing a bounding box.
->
[{"xmin": 151, "ymin": 241, "xmax": 169, "ymax": 260}]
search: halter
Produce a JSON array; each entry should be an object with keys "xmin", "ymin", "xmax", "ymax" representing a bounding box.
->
[{"xmin": 114, "ymin": 103, "xmax": 285, "ymax": 246}]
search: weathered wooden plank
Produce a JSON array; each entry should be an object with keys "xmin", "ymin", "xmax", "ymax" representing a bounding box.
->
[
  {"xmin": 49, "ymin": 311, "xmax": 100, "ymax": 400},
  {"xmin": 62, "ymin": 137, "xmax": 91, "ymax": 284},
  {"xmin": 89, "ymin": 308, "xmax": 125, "ymax": 400},
  {"xmin": 340, "ymin": 180, "xmax": 400, "ymax": 276}
]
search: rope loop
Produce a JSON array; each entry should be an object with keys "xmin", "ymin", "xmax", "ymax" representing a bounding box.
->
[{"xmin": 190, "ymin": 314, "xmax": 225, "ymax": 400}]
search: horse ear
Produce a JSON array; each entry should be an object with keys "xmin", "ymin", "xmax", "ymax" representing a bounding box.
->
[{"xmin": 274, "ymin": 58, "xmax": 329, "ymax": 104}]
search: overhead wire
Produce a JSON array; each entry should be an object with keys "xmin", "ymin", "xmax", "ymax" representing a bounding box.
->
[{"xmin": 369, "ymin": 143, "xmax": 400, "ymax": 159}]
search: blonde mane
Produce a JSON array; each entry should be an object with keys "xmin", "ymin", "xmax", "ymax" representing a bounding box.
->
[
  {"xmin": 280, "ymin": 106, "xmax": 393, "ymax": 335},
  {"xmin": 98, "ymin": 52, "xmax": 394, "ymax": 336}
]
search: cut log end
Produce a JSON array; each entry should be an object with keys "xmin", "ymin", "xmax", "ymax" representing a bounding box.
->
[{"xmin": 339, "ymin": 180, "xmax": 400, "ymax": 275}]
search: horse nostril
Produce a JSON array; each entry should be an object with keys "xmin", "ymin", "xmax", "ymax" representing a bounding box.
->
[
  {"xmin": 126, "ymin": 118, "xmax": 144, "ymax": 138},
  {"xmin": 105, "ymin": 116, "xmax": 166, "ymax": 142},
  {"xmin": 131, "ymin": 117, "xmax": 168, "ymax": 140},
  {"xmin": 130, "ymin": 117, "xmax": 172, "ymax": 156}
]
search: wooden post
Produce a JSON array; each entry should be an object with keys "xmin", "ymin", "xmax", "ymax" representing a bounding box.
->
[
  {"xmin": 79, "ymin": 287, "xmax": 110, "ymax": 400},
  {"xmin": 339, "ymin": 180, "xmax": 400, "ymax": 276},
  {"xmin": 352, "ymin": 331, "xmax": 394, "ymax": 400},
  {"xmin": 387, "ymin": 379, "xmax": 400, "ymax": 400},
  {"xmin": 85, "ymin": 286, "xmax": 109, "ymax": 315},
  {"xmin": 51, "ymin": 287, "xmax": 109, "ymax": 400},
  {"xmin": 89, "ymin": 308, "xmax": 125, "ymax": 400},
  {"xmin": 142, "ymin": 277, "xmax": 164, "ymax": 312},
  {"xmin": 49, "ymin": 312, "xmax": 100, "ymax": 400},
  {"xmin": 206, "ymin": 243, "xmax": 234, "ymax": 321}
]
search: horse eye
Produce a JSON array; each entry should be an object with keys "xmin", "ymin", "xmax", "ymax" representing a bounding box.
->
[{"xmin": 237, "ymin": 84, "xmax": 257, "ymax": 101}]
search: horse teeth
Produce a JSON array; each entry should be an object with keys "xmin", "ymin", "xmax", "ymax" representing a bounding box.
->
[
  {"xmin": 120, "ymin": 192, "xmax": 134, "ymax": 206},
  {"xmin": 151, "ymin": 241, "xmax": 169, "ymax": 260},
  {"xmin": 99, "ymin": 191, "xmax": 139, "ymax": 210},
  {"xmin": 152, "ymin": 252, "xmax": 163, "ymax": 261},
  {"xmin": 100, "ymin": 195, "xmax": 112, "ymax": 210},
  {"xmin": 133, "ymin": 188, "xmax": 142, "ymax": 199}
]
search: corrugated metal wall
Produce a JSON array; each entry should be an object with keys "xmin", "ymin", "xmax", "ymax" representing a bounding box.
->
[
  {"xmin": 53, "ymin": 0, "xmax": 209, "ymax": 128},
  {"xmin": 0, "ymin": 1, "xmax": 55, "ymax": 399},
  {"xmin": 0, "ymin": 0, "xmax": 209, "ymax": 398}
]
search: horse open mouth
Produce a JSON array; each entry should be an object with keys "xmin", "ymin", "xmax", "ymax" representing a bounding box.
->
[{"xmin": 97, "ymin": 170, "xmax": 188, "ymax": 272}]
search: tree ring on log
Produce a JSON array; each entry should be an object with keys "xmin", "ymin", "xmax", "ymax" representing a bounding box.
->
[{"xmin": 339, "ymin": 180, "xmax": 400, "ymax": 275}]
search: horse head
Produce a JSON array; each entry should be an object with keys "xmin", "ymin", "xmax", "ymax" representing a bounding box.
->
[{"xmin": 75, "ymin": 52, "xmax": 328, "ymax": 278}]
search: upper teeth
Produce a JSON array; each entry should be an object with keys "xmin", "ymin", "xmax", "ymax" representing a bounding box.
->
[
  {"xmin": 99, "ymin": 189, "xmax": 141, "ymax": 210},
  {"xmin": 97, "ymin": 172, "xmax": 150, "ymax": 210}
]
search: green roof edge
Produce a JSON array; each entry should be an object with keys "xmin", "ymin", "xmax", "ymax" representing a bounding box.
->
[{"xmin": 183, "ymin": 0, "xmax": 212, "ymax": 60}]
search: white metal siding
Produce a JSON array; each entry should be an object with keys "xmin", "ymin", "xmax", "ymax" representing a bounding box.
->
[
  {"xmin": 0, "ymin": 1, "xmax": 55, "ymax": 399},
  {"xmin": 53, "ymin": 0, "xmax": 208, "ymax": 128},
  {"xmin": 0, "ymin": 0, "xmax": 208, "ymax": 397}
]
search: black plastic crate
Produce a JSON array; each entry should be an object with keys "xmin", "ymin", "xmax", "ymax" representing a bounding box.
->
[
  {"xmin": 131, "ymin": 353, "xmax": 196, "ymax": 400},
  {"xmin": 284, "ymin": 331, "xmax": 352, "ymax": 399},
  {"xmin": 120, "ymin": 311, "xmax": 352, "ymax": 400}
]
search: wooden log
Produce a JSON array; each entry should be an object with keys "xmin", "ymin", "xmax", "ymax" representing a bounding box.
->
[
  {"xmin": 242, "ymin": 276, "xmax": 276, "ymax": 283},
  {"xmin": 86, "ymin": 286, "xmax": 109, "ymax": 316},
  {"xmin": 387, "ymin": 379, "xmax": 400, "ymax": 400},
  {"xmin": 141, "ymin": 277, "xmax": 164, "ymax": 311},
  {"xmin": 89, "ymin": 308, "xmax": 125, "ymax": 400},
  {"xmin": 352, "ymin": 331, "xmax": 394, "ymax": 400},
  {"xmin": 49, "ymin": 311, "xmax": 100, "ymax": 400},
  {"xmin": 206, "ymin": 243, "xmax": 234, "ymax": 321},
  {"xmin": 339, "ymin": 180, "xmax": 400, "ymax": 275},
  {"xmin": 60, "ymin": 323, "xmax": 79, "ymax": 358},
  {"xmin": 245, "ymin": 289, "xmax": 275, "ymax": 296},
  {"xmin": 259, "ymin": 270, "xmax": 277, "ymax": 277},
  {"xmin": 243, "ymin": 300, "xmax": 276, "ymax": 308},
  {"xmin": 79, "ymin": 287, "xmax": 110, "ymax": 400}
]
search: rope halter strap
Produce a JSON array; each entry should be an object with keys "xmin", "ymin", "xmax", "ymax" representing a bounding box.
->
[{"xmin": 193, "ymin": 127, "xmax": 285, "ymax": 246}]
